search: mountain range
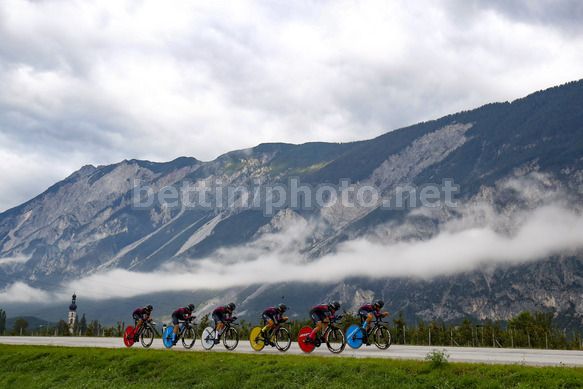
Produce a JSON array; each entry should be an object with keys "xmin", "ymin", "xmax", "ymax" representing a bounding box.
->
[{"xmin": 1, "ymin": 80, "xmax": 583, "ymax": 327}]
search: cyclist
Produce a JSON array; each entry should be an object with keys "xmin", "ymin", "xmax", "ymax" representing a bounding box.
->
[
  {"xmin": 171, "ymin": 304, "xmax": 195, "ymax": 345},
  {"xmin": 132, "ymin": 305, "xmax": 153, "ymax": 338},
  {"xmin": 307, "ymin": 301, "xmax": 340, "ymax": 343},
  {"xmin": 260, "ymin": 303, "xmax": 288, "ymax": 344},
  {"xmin": 212, "ymin": 302, "xmax": 236, "ymax": 344},
  {"xmin": 358, "ymin": 300, "xmax": 389, "ymax": 343}
]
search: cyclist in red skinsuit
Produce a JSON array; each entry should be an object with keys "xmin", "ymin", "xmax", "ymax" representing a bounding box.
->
[
  {"xmin": 260, "ymin": 304, "xmax": 288, "ymax": 341},
  {"xmin": 212, "ymin": 303, "xmax": 236, "ymax": 343},
  {"xmin": 132, "ymin": 305, "xmax": 153, "ymax": 338},
  {"xmin": 171, "ymin": 304, "xmax": 194, "ymax": 345},
  {"xmin": 307, "ymin": 301, "xmax": 340, "ymax": 342}
]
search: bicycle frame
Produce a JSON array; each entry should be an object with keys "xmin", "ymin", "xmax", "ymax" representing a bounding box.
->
[
  {"xmin": 219, "ymin": 318, "xmax": 238, "ymax": 335},
  {"xmin": 146, "ymin": 321, "xmax": 161, "ymax": 336},
  {"xmin": 134, "ymin": 319, "xmax": 160, "ymax": 337},
  {"xmin": 322, "ymin": 315, "xmax": 343, "ymax": 340},
  {"xmin": 264, "ymin": 320, "xmax": 290, "ymax": 338},
  {"xmin": 307, "ymin": 315, "xmax": 343, "ymax": 346},
  {"xmin": 175, "ymin": 317, "xmax": 196, "ymax": 340},
  {"xmin": 369, "ymin": 317, "xmax": 389, "ymax": 333}
]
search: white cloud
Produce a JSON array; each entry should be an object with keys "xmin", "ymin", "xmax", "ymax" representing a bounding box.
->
[
  {"xmin": 0, "ymin": 0, "xmax": 582, "ymax": 211},
  {"xmin": 2, "ymin": 203, "xmax": 581, "ymax": 303},
  {"xmin": 0, "ymin": 255, "xmax": 30, "ymax": 266},
  {"xmin": 0, "ymin": 281, "xmax": 49, "ymax": 303}
]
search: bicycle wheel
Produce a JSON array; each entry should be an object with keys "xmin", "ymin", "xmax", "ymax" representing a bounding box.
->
[
  {"xmin": 140, "ymin": 327, "xmax": 154, "ymax": 348},
  {"xmin": 223, "ymin": 327, "xmax": 239, "ymax": 351},
  {"xmin": 373, "ymin": 325, "xmax": 392, "ymax": 350},
  {"xmin": 162, "ymin": 326, "xmax": 175, "ymax": 349},
  {"xmin": 201, "ymin": 327, "xmax": 215, "ymax": 350},
  {"xmin": 123, "ymin": 326, "xmax": 135, "ymax": 347},
  {"xmin": 275, "ymin": 327, "xmax": 291, "ymax": 352},
  {"xmin": 182, "ymin": 326, "xmax": 197, "ymax": 349},
  {"xmin": 326, "ymin": 327, "xmax": 346, "ymax": 354},
  {"xmin": 346, "ymin": 324, "xmax": 365, "ymax": 349},
  {"xmin": 249, "ymin": 326, "xmax": 265, "ymax": 351},
  {"xmin": 298, "ymin": 326, "xmax": 315, "ymax": 353}
]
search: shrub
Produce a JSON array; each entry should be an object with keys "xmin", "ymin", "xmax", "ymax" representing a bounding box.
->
[{"xmin": 425, "ymin": 349, "xmax": 449, "ymax": 368}]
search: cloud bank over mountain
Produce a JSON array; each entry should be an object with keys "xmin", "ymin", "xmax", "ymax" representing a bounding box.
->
[{"xmin": 2, "ymin": 200, "xmax": 581, "ymax": 304}]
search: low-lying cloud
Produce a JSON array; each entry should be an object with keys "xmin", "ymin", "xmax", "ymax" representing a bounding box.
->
[
  {"xmin": 0, "ymin": 281, "xmax": 50, "ymax": 303},
  {"xmin": 0, "ymin": 255, "xmax": 30, "ymax": 266},
  {"xmin": 2, "ymin": 204, "xmax": 582, "ymax": 303}
]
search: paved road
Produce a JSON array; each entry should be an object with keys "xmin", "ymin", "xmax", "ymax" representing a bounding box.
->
[{"xmin": 2, "ymin": 336, "xmax": 583, "ymax": 367}]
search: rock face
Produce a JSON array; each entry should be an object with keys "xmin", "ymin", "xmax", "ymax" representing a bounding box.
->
[{"xmin": 1, "ymin": 80, "xmax": 583, "ymax": 325}]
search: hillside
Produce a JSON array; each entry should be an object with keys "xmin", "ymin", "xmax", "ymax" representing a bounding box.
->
[{"xmin": 1, "ymin": 80, "xmax": 583, "ymax": 325}]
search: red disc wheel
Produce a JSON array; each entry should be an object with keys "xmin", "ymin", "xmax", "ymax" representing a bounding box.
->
[
  {"xmin": 123, "ymin": 326, "xmax": 135, "ymax": 347},
  {"xmin": 298, "ymin": 326, "xmax": 315, "ymax": 353}
]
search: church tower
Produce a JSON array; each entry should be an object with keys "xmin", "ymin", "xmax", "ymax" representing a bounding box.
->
[{"xmin": 68, "ymin": 293, "xmax": 77, "ymax": 335}]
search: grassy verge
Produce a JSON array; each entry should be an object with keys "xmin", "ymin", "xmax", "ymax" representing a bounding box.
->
[{"xmin": 1, "ymin": 345, "xmax": 583, "ymax": 388}]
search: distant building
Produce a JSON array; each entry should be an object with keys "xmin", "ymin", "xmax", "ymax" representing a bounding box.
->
[{"xmin": 68, "ymin": 293, "xmax": 77, "ymax": 335}]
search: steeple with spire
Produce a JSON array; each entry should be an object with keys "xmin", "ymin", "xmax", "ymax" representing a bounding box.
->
[{"xmin": 67, "ymin": 293, "xmax": 78, "ymax": 335}]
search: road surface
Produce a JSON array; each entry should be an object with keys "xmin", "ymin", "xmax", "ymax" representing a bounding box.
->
[{"xmin": 1, "ymin": 336, "xmax": 583, "ymax": 367}]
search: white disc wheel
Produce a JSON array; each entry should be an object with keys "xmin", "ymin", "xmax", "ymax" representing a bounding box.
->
[{"xmin": 201, "ymin": 327, "xmax": 216, "ymax": 350}]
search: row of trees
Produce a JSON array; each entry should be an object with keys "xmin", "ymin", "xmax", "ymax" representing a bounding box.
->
[
  {"xmin": 9, "ymin": 318, "xmax": 122, "ymax": 337},
  {"xmin": 0, "ymin": 308, "xmax": 124, "ymax": 337},
  {"xmin": 385, "ymin": 311, "xmax": 582, "ymax": 350},
  {"xmin": 0, "ymin": 308, "xmax": 6, "ymax": 335},
  {"xmin": 0, "ymin": 310, "xmax": 30, "ymax": 336},
  {"xmin": 63, "ymin": 315, "xmax": 125, "ymax": 337}
]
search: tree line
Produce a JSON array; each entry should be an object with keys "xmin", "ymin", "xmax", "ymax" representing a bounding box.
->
[
  {"xmin": 0, "ymin": 308, "xmax": 6, "ymax": 335},
  {"xmin": 0, "ymin": 309, "xmax": 125, "ymax": 337}
]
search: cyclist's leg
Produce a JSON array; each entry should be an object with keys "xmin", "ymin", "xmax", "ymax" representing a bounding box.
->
[
  {"xmin": 321, "ymin": 317, "xmax": 330, "ymax": 335},
  {"xmin": 172, "ymin": 314, "xmax": 180, "ymax": 341},
  {"xmin": 357, "ymin": 309, "xmax": 368, "ymax": 329},
  {"xmin": 132, "ymin": 313, "xmax": 140, "ymax": 328},
  {"xmin": 365, "ymin": 313, "xmax": 374, "ymax": 331},
  {"xmin": 132, "ymin": 314, "xmax": 141, "ymax": 339},
  {"xmin": 261, "ymin": 315, "xmax": 274, "ymax": 336},
  {"xmin": 212, "ymin": 313, "xmax": 224, "ymax": 341},
  {"xmin": 308, "ymin": 312, "xmax": 324, "ymax": 340},
  {"xmin": 360, "ymin": 313, "xmax": 375, "ymax": 344},
  {"xmin": 309, "ymin": 321, "xmax": 322, "ymax": 341}
]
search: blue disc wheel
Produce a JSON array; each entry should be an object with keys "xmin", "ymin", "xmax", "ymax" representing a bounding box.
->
[
  {"xmin": 346, "ymin": 324, "xmax": 365, "ymax": 349},
  {"xmin": 163, "ymin": 326, "xmax": 175, "ymax": 349}
]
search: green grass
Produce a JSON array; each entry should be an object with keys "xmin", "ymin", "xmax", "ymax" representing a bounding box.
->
[{"xmin": 1, "ymin": 345, "xmax": 583, "ymax": 388}]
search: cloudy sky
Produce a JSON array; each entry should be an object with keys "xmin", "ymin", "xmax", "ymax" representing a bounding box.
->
[{"xmin": 1, "ymin": 0, "xmax": 582, "ymax": 212}]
